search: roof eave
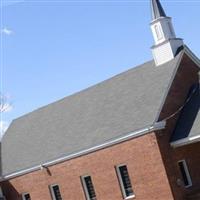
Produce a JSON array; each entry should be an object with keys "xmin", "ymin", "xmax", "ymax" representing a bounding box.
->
[
  {"xmin": 154, "ymin": 46, "xmax": 200, "ymax": 124},
  {"xmin": 0, "ymin": 121, "xmax": 166, "ymax": 182},
  {"xmin": 154, "ymin": 49, "xmax": 185, "ymax": 123},
  {"xmin": 170, "ymin": 134, "xmax": 200, "ymax": 148},
  {"xmin": 184, "ymin": 45, "xmax": 200, "ymax": 68}
]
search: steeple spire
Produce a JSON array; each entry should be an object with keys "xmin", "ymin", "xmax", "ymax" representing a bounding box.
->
[
  {"xmin": 150, "ymin": 0, "xmax": 183, "ymax": 66},
  {"xmin": 151, "ymin": 0, "xmax": 166, "ymax": 20}
]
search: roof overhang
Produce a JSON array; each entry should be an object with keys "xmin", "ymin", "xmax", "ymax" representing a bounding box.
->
[
  {"xmin": 184, "ymin": 45, "xmax": 200, "ymax": 68},
  {"xmin": 170, "ymin": 134, "xmax": 200, "ymax": 148},
  {"xmin": 0, "ymin": 121, "xmax": 166, "ymax": 182}
]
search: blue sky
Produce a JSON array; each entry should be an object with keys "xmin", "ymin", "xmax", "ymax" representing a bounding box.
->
[{"xmin": 1, "ymin": 0, "xmax": 200, "ymax": 134}]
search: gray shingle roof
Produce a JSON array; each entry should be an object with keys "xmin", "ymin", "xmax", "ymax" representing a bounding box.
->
[
  {"xmin": 1, "ymin": 51, "xmax": 183, "ymax": 176},
  {"xmin": 151, "ymin": 0, "xmax": 167, "ymax": 20},
  {"xmin": 171, "ymin": 84, "xmax": 200, "ymax": 143}
]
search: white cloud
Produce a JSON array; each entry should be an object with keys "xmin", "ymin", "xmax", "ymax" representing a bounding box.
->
[
  {"xmin": 0, "ymin": 93, "xmax": 13, "ymax": 112},
  {"xmin": 0, "ymin": 121, "xmax": 9, "ymax": 138},
  {"xmin": 1, "ymin": 27, "xmax": 14, "ymax": 35}
]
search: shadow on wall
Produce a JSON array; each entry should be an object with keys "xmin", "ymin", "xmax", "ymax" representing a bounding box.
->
[
  {"xmin": 1, "ymin": 181, "xmax": 21, "ymax": 200},
  {"xmin": 171, "ymin": 83, "xmax": 200, "ymax": 141}
]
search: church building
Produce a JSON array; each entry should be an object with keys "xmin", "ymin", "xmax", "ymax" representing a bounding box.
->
[{"xmin": 0, "ymin": 0, "xmax": 200, "ymax": 199}]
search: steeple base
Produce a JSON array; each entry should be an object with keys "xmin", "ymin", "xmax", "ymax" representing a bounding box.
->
[{"xmin": 152, "ymin": 38, "xmax": 183, "ymax": 66}]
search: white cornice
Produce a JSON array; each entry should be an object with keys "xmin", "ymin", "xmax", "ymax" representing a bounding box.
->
[
  {"xmin": 170, "ymin": 134, "xmax": 200, "ymax": 148},
  {"xmin": 0, "ymin": 121, "xmax": 166, "ymax": 182}
]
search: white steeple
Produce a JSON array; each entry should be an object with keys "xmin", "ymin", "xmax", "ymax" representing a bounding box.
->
[{"xmin": 150, "ymin": 0, "xmax": 183, "ymax": 66}]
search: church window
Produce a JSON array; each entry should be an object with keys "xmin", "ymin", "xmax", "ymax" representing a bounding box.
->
[
  {"xmin": 22, "ymin": 193, "xmax": 31, "ymax": 200},
  {"xmin": 178, "ymin": 160, "xmax": 192, "ymax": 187},
  {"xmin": 49, "ymin": 184, "xmax": 62, "ymax": 200},
  {"xmin": 116, "ymin": 164, "xmax": 135, "ymax": 199},
  {"xmin": 81, "ymin": 175, "xmax": 97, "ymax": 200}
]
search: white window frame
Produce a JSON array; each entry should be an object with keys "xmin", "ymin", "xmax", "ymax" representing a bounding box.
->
[
  {"xmin": 178, "ymin": 160, "xmax": 192, "ymax": 188},
  {"xmin": 22, "ymin": 193, "xmax": 31, "ymax": 200},
  {"xmin": 154, "ymin": 24, "xmax": 163, "ymax": 41},
  {"xmin": 116, "ymin": 164, "xmax": 135, "ymax": 199},
  {"xmin": 81, "ymin": 175, "xmax": 96, "ymax": 200},
  {"xmin": 49, "ymin": 184, "xmax": 62, "ymax": 200}
]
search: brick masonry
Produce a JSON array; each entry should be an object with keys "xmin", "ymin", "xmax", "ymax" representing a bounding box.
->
[
  {"xmin": 1, "ymin": 53, "xmax": 200, "ymax": 200},
  {"xmin": 1, "ymin": 132, "xmax": 174, "ymax": 200},
  {"xmin": 155, "ymin": 53, "xmax": 200, "ymax": 200}
]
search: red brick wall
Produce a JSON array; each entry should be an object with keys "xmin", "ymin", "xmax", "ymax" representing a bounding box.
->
[
  {"xmin": 1, "ymin": 133, "xmax": 174, "ymax": 200},
  {"xmin": 155, "ymin": 53, "xmax": 200, "ymax": 200}
]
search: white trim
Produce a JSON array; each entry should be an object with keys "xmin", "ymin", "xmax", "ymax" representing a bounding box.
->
[
  {"xmin": 116, "ymin": 164, "xmax": 135, "ymax": 199},
  {"xmin": 49, "ymin": 184, "xmax": 61, "ymax": 200},
  {"xmin": 190, "ymin": 135, "xmax": 200, "ymax": 140},
  {"xmin": 125, "ymin": 195, "xmax": 135, "ymax": 200},
  {"xmin": 150, "ymin": 16, "xmax": 172, "ymax": 25},
  {"xmin": 0, "ymin": 187, "xmax": 5, "ymax": 199},
  {"xmin": 154, "ymin": 45, "xmax": 200, "ymax": 123},
  {"xmin": 22, "ymin": 193, "xmax": 31, "ymax": 200},
  {"xmin": 154, "ymin": 50, "xmax": 184, "ymax": 122},
  {"xmin": 178, "ymin": 160, "xmax": 192, "ymax": 188},
  {"xmin": 0, "ymin": 122, "xmax": 166, "ymax": 182},
  {"xmin": 154, "ymin": 24, "xmax": 163, "ymax": 41},
  {"xmin": 0, "ymin": 187, "xmax": 3, "ymax": 197},
  {"xmin": 184, "ymin": 45, "xmax": 200, "ymax": 68},
  {"xmin": 124, "ymin": 196, "xmax": 135, "ymax": 200},
  {"xmin": 81, "ymin": 175, "xmax": 96, "ymax": 200},
  {"xmin": 170, "ymin": 134, "xmax": 200, "ymax": 148}
]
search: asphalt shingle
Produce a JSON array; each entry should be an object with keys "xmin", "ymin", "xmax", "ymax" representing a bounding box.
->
[{"xmin": 1, "ymin": 51, "xmax": 183, "ymax": 176}]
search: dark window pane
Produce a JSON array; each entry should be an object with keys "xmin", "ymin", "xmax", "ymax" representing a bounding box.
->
[
  {"xmin": 52, "ymin": 185, "xmax": 62, "ymax": 200},
  {"xmin": 23, "ymin": 194, "xmax": 31, "ymax": 200},
  {"xmin": 178, "ymin": 162, "xmax": 189, "ymax": 186},
  {"xmin": 84, "ymin": 176, "xmax": 96, "ymax": 200},
  {"xmin": 119, "ymin": 165, "xmax": 134, "ymax": 197}
]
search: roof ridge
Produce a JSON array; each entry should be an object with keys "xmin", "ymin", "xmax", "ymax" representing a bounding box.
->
[
  {"xmin": 154, "ymin": 49, "xmax": 185, "ymax": 123},
  {"xmin": 1, "ymin": 53, "xmax": 183, "ymax": 176},
  {"xmin": 8, "ymin": 60, "xmax": 154, "ymax": 123}
]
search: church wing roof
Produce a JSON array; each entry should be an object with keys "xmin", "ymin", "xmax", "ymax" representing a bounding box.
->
[
  {"xmin": 1, "ymin": 50, "xmax": 183, "ymax": 177},
  {"xmin": 171, "ymin": 84, "xmax": 200, "ymax": 147}
]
